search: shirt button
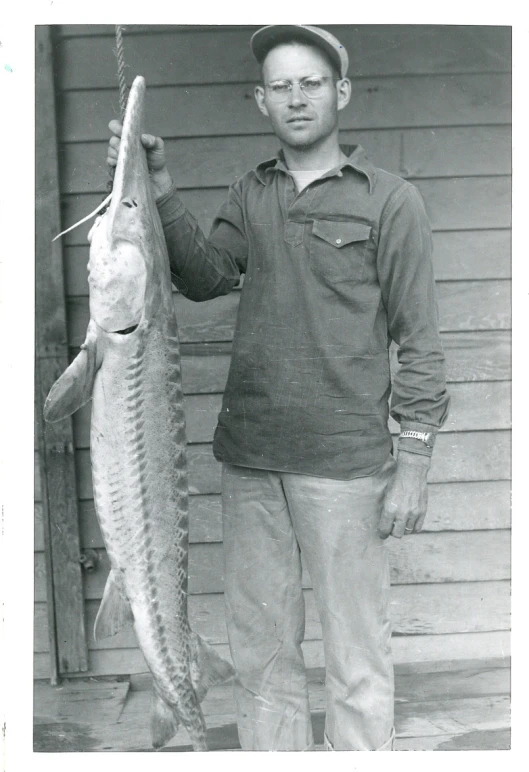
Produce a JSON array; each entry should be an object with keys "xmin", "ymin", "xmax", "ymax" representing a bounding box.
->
[{"xmin": 336, "ymin": 238, "xmax": 342, "ymax": 244}]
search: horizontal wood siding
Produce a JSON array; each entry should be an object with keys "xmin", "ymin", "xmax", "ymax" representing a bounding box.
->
[{"xmin": 35, "ymin": 24, "xmax": 511, "ymax": 679}]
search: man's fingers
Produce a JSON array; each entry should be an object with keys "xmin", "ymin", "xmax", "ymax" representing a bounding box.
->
[
  {"xmin": 109, "ymin": 136, "xmax": 120, "ymax": 150},
  {"xmin": 378, "ymin": 510, "xmax": 396, "ymax": 540},
  {"xmin": 413, "ymin": 512, "xmax": 427, "ymax": 533},
  {"xmin": 141, "ymin": 133, "xmax": 164, "ymax": 151},
  {"xmin": 390, "ymin": 516, "xmax": 410, "ymax": 539},
  {"xmin": 108, "ymin": 119, "xmax": 123, "ymax": 137},
  {"xmin": 141, "ymin": 133, "xmax": 156, "ymax": 148}
]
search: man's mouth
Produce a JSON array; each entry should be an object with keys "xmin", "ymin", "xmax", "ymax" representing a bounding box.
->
[{"xmin": 287, "ymin": 116, "xmax": 313, "ymax": 124}]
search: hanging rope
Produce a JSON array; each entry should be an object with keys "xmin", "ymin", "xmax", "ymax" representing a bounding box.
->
[
  {"xmin": 115, "ymin": 25, "xmax": 128, "ymax": 122},
  {"xmin": 103, "ymin": 25, "xmax": 129, "ymax": 205}
]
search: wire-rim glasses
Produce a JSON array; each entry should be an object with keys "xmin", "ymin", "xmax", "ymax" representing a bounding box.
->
[{"xmin": 264, "ymin": 76, "xmax": 340, "ymax": 103}]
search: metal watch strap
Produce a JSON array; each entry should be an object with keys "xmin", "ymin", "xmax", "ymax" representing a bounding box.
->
[{"xmin": 399, "ymin": 430, "xmax": 434, "ymax": 448}]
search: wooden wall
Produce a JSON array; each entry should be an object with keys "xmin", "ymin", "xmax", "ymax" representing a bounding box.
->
[{"xmin": 34, "ymin": 25, "xmax": 511, "ymax": 679}]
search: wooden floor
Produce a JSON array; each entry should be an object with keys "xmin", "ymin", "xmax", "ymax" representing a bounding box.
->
[{"xmin": 33, "ymin": 658, "xmax": 510, "ymax": 752}]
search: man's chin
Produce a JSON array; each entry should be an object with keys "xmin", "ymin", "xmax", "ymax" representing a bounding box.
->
[{"xmin": 281, "ymin": 130, "xmax": 317, "ymax": 149}]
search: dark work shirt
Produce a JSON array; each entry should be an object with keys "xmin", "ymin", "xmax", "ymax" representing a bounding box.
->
[{"xmin": 157, "ymin": 145, "xmax": 450, "ymax": 479}]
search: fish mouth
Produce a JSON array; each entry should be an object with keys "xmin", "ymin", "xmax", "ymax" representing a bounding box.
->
[{"xmin": 113, "ymin": 324, "xmax": 139, "ymax": 335}]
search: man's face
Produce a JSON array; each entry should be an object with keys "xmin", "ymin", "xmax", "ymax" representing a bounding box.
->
[{"xmin": 254, "ymin": 43, "xmax": 350, "ymax": 151}]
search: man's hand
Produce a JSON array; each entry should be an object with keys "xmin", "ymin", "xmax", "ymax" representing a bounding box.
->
[
  {"xmin": 378, "ymin": 454, "xmax": 430, "ymax": 539},
  {"xmin": 107, "ymin": 120, "xmax": 173, "ymax": 200}
]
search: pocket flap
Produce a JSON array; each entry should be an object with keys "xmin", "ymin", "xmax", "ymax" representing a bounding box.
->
[{"xmin": 312, "ymin": 220, "xmax": 372, "ymax": 248}]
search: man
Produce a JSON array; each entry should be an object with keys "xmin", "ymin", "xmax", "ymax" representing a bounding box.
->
[{"xmin": 107, "ymin": 25, "xmax": 449, "ymax": 752}]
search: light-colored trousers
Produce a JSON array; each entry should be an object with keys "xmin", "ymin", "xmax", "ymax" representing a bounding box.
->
[{"xmin": 221, "ymin": 455, "xmax": 396, "ymax": 751}]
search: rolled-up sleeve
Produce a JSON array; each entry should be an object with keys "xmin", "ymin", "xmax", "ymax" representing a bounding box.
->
[
  {"xmin": 156, "ymin": 181, "xmax": 248, "ymax": 301},
  {"xmin": 376, "ymin": 182, "xmax": 450, "ymax": 447}
]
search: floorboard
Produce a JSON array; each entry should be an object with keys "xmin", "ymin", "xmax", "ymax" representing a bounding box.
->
[{"xmin": 33, "ymin": 660, "xmax": 511, "ymax": 752}]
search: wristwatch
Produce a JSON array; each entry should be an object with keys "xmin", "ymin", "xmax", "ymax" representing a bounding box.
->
[{"xmin": 399, "ymin": 430, "xmax": 434, "ymax": 448}]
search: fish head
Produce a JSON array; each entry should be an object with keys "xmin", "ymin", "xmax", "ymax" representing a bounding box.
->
[{"xmin": 87, "ymin": 76, "xmax": 171, "ymax": 334}]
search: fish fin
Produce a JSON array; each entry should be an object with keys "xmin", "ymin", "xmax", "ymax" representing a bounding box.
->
[
  {"xmin": 93, "ymin": 570, "xmax": 134, "ymax": 641},
  {"xmin": 44, "ymin": 323, "xmax": 100, "ymax": 422},
  {"xmin": 191, "ymin": 633, "xmax": 235, "ymax": 702},
  {"xmin": 151, "ymin": 688, "xmax": 180, "ymax": 749}
]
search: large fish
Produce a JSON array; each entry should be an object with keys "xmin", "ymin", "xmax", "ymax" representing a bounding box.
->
[{"xmin": 44, "ymin": 75, "xmax": 234, "ymax": 751}]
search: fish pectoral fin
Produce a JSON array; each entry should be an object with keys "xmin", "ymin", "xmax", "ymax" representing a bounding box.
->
[
  {"xmin": 191, "ymin": 633, "xmax": 235, "ymax": 702},
  {"xmin": 93, "ymin": 570, "xmax": 134, "ymax": 641},
  {"xmin": 151, "ymin": 689, "xmax": 180, "ymax": 749},
  {"xmin": 44, "ymin": 322, "xmax": 100, "ymax": 422}
]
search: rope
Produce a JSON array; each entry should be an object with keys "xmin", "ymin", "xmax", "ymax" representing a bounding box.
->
[
  {"xmin": 115, "ymin": 25, "xmax": 128, "ymax": 121},
  {"xmin": 105, "ymin": 25, "xmax": 128, "ymax": 200}
]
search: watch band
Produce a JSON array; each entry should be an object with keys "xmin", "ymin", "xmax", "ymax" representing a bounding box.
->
[{"xmin": 399, "ymin": 430, "xmax": 434, "ymax": 448}]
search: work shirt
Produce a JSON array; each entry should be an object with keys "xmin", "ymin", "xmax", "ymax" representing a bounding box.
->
[{"xmin": 157, "ymin": 145, "xmax": 450, "ymax": 479}]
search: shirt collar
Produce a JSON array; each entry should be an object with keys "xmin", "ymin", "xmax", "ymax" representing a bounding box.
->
[{"xmin": 255, "ymin": 144, "xmax": 377, "ymax": 193}]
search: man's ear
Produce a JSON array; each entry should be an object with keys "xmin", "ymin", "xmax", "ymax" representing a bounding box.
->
[
  {"xmin": 337, "ymin": 77, "xmax": 351, "ymax": 112},
  {"xmin": 254, "ymin": 86, "xmax": 269, "ymax": 117}
]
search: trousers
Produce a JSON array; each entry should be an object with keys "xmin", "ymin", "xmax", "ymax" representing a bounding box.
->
[{"xmin": 221, "ymin": 454, "xmax": 396, "ymax": 751}]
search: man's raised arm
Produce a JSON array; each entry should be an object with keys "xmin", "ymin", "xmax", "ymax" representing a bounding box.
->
[{"xmin": 107, "ymin": 120, "xmax": 246, "ymax": 301}]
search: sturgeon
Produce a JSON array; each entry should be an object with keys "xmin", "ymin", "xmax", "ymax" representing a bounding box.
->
[{"xmin": 44, "ymin": 75, "xmax": 234, "ymax": 751}]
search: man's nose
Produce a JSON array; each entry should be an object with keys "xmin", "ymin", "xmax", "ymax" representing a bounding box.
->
[{"xmin": 288, "ymin": 82, "xmax": 307, "ymax": 106}]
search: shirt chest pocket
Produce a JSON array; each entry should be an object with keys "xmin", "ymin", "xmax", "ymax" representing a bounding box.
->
[{"xmin": 310, "ymin": 220, "xmax": 373, "ymax": 283}]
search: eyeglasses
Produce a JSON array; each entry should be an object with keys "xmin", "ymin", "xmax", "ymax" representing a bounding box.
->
[{"xmin": 264, "ymin": 76, "xmax": 340, "ymax": 103}]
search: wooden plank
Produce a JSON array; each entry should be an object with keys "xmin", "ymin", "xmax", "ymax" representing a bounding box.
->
[
  {"xmin": 57, "ymin": 73, "xmax": 511, "ymax": 143},
  {"xmin": 65, "ymin": 280, "xmax": 511, "ymax": 352},
  {"xmin": 54, "ymin": 26, "xmax": 511, "ymax": 88},
  {"xmin": 34, "ymin": 528, "xmax": 510, "ymax": 602},
  {"xmin": 35, "ymin": 26, "xmax": 88, "ymax": 676},
  {"xmin": 396, "ymin": 729, "xmax": 511, "ymax": 751},
  {"xmin": 33, "ymin": 580, "xmax": 510, "ymax": 655},
  {"xmin": 60, "ymin": 125, "xmax": 510, "ymax": 194},
  {"xmin": 416, "ymin": 177, "xmax": 511, "ymax": 231},
  {"xmin": 54, "ymin": 25, "xmax": 255, "ymax": 38},
  {"xmin": 402, "ymin": 125, "xmax": 511, "ymax": 178},
  {"xmin": 396, "ymin": 694, "xmax": 510, "ymax": 738},
  {"xmin": 34, "ymin": 398, "xmax": 58, "ymax": 686},
  {"xmin": 435, "ymin": 280, "xmax": 511, "ymax": 331},
  {"xmin": 63, "ymin": 229, "xmax": 511, "ymax": 296},
  {"xmin": 71, "ymin": 381, "xmax": 510, "ymax": 450},
  {"xmin": 33, "ymin": 680, "xmax": 130, "ymax": 723},
  {"xmin": 33, "ymin": 630, "xmax": 511, "ymax": 680},
  {"xmin": 438, "ymin": 331, "xmax": 511, "ymax": 382},
  {"xmin": 432, "ymin": 230, "xmax": 511, "ymax": 281},
  {"xmin": 66, "ymin": 480, "xmax": 510, "ymax": 554}
]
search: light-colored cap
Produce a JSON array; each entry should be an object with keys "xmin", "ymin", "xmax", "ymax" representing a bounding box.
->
[{"xmin": 250, "ymin": 25, "xmax": 349, "ymax": 78}]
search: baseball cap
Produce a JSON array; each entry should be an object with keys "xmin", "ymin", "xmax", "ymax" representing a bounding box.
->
[{"xmin": 250, "ymin": 25, "xmax": 349, "ymax": 79}]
